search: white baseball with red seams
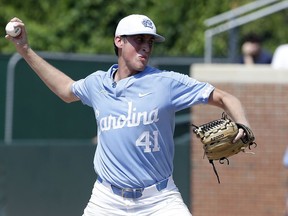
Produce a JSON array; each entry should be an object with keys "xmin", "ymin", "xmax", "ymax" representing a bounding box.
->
[{"xmin": 5, "ymin": 22, "xmax": 21, "ymax": 37}]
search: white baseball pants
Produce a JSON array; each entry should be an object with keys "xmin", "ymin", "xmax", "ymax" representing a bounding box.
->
[{"xmin": 82, "ymin": 177, "xmax": 192, "ymax": 216}]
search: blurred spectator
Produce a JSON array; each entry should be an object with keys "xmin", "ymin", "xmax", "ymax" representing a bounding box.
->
[
  {"xmin": 271, "ymin": 44, "xmax": 288, "ymax": 69},
  {"xmin": 239, "ymin": 33, "xmax": 272, "ymax": 65}
]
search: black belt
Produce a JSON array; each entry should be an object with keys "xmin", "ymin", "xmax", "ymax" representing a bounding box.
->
[{"xmin": 97, "ymin": 176, "xmax": 169, "ymax": 199}]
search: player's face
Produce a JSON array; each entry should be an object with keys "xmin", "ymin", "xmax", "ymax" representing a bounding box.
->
[{"xmin": 120, "ymin": 34, "xmax": 155, "ymax": 72}]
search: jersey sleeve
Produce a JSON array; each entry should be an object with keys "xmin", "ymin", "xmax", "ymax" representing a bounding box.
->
[
  {"xmin": 169, "ymin": 72, "xmax": 215, "ymax": 111},
  {"xmin": 71, "ymin": 78, "xmax": 93, "ymax": 107}
]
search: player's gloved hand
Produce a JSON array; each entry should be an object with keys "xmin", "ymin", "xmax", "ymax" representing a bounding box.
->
[{"xmin": 191, "ymin": 112, "xmax": 257, "ymax": 183}]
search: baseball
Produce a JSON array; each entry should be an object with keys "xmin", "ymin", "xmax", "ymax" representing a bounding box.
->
[{"xmin": 5, "ymin": 22, "xmax": 21, "ymax": 37}]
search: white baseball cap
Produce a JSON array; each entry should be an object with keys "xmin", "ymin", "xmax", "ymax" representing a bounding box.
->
[{"xmin": 115, "ymin": 14, "xmax": 165, "ymax": 42}]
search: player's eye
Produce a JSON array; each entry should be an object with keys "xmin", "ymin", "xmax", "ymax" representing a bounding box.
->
[
  {"xmin": 148, "ymin": 39, "xmax": 154, "ymax": 46},
  {"xmin": 132, "ymin": 35, "xmax": 154, "ymax": 47},
  {"xmin": 134, "ymin": 36, "xmax": 145, "ymax": 44}
]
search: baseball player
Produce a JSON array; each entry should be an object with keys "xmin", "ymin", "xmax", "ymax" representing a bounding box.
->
[{"xmin": 6, "ymin": 14, "xmax": 250, "ymax": 216}]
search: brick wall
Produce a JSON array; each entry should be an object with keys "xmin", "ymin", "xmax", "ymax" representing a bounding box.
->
[{"xmin": 189, "ymin": 64, "xmax": 288, "ymax": 216}]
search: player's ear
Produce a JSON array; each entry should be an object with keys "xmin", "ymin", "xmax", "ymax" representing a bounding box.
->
[{"xmin": 114, "ymin": 36, "xmax": 124, "ymax": 48}]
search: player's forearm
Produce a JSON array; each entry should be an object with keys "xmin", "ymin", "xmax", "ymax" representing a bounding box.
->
[
  {"xmin": 208, "ymin": 89, "xmax": 250, "ymax": 127},
  {"xmin": 221, "ymin": 95, "xmax": 250, "ymax": 127},
  {"xmin": 21, "ymin": 47, "xmax": 78, "ymax": 103}
]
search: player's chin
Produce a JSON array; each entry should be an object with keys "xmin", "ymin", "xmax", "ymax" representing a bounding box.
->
[{"xmin": 135, "ymin": 61, "xmax": 147, "ymax": 71}]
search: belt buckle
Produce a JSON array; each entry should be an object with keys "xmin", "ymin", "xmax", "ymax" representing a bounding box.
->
[
  {"xmin": 98, "ymin": 177, "xmax": 143, "ymax": 199},
  {"xmin": 121, "ymin": 188, "xmax": 143, "ymax": 199}
]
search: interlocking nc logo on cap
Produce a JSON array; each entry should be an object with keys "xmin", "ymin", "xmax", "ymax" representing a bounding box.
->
[{"xmin": 142, "ymin": 19, "xmax": 154, "ymax": 29}]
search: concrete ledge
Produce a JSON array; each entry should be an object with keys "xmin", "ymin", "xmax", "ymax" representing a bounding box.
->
[{"xmin": 190, "ymin": 64, "xmax": 288, "ymax": 83}]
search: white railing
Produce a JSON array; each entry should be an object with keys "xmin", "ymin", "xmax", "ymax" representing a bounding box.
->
[{"xmin": 204, "ymin": 0, "xmax": 288, "ymax": 63}]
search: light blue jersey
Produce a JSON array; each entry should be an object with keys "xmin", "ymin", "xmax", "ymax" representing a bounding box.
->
[{"xmin": 72, "ymin": 64, "xmax": 214, "ymax": 188}]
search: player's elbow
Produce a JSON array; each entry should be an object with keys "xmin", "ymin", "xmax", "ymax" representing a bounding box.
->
[
  {"xmin": 57, "ymin": 88, "xmax": 79, "ymax": 103},
  {"xmin": 60, "ymin": 94, "xmax": 79, "ymax": 103},
  {"xmin": 57, "ymin": 82, "xmax": 79, "ymax": 103}
]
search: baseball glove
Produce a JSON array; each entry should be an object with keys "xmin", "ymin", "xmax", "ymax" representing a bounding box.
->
[{"xmin": 191, "ymin": 112, "xmax": 257, "ymax": 183}]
